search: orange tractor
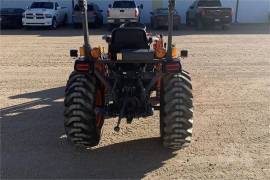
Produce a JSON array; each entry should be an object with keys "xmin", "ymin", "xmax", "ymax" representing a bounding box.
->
[{"xmin": 65, "ymin": 0, "xmax": 193, "ymax": 149}]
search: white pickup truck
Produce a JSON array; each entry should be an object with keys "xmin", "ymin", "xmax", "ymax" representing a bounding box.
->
[
  {"xmin": 107, "ymin": 0, "xmax": 143, "ymax": 29},
  {"xmin": 22, "ymin": 1, "xmax": 68, "ymax": 29}
]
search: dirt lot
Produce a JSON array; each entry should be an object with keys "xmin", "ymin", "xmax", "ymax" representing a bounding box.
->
[{"xmin": 1, "ymin": 25, "xmax": 270, "ymax": 179}]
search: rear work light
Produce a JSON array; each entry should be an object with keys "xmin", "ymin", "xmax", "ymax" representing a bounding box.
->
[
  {"xmin": 155, "ymin": 48, "xmax": 166, "ymax": 59},
  {"xmin": 79, "ymin": 47, "xmax": 101, "ymax": 59}
]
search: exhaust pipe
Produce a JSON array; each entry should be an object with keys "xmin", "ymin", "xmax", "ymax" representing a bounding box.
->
[{"xmin": 166, "ymin": 0, "xmax": 175, "ymax": 61}]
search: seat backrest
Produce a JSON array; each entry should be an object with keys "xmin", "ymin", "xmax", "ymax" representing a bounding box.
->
[
  {"xmin": 120, "ymin": 22, "xmax": 147, "ymax": 30},
  {"xmin": 111, "ymin": 28, "xmax": 149, "ymax": 54}
]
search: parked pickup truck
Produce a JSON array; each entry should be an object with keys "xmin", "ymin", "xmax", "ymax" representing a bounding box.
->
[
  {"xmin": 186, "ymin": 0, "xmax": 232, "ymax": 30},
  {"xmin": 107, "ymin": 0, "xmax": 143, "ymax": 29},
  {"xmin": 0, "ymin": 8, "xmax": 25, "ymax": 29},
  {"xmin": 22, "ymin": 1, "xmax": 68, "ymax": 29},
  {"xmin": 72, "ymin": 2, "xmax": 103, "ymax": 28}
]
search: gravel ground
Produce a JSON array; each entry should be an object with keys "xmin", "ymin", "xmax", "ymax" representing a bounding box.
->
[{"xmin": 1, "ymin": 25, "xmax": 270, "ymax": 179}]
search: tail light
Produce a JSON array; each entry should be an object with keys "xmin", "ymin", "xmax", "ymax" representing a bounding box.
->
[
  {"xmin": 107, "ymin": 10, "xmax": 110, "ymax": 17},
  {"xmin": 75, "ymin": 63, "xmax": 90, "ymax": 72},
  {"xmin": 135, "ymin": 9, "xmax": 139, "ymax": 17},
  {"xmin": 166, "ymin": 62, "xmax": 181, "ymax": 72}
]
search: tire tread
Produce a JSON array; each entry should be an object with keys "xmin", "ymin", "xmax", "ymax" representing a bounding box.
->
[
  {"xmin": 64, "ymin": 71, "xmax": 101, "ymax": 147},
  {"xmin": 160, "ymin": 72, "xmax": 194, "ymax": 149}
]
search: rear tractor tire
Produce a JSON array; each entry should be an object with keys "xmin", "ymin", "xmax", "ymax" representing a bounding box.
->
[
  {"xmin": 160, "ymin": 72, "xmax": 193, "ymax": 149},
  {"xmin": 64, "ymin": 72, "xmax": 104, "ymax": 148}
]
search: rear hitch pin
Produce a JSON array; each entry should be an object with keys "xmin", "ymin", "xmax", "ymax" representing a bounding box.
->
[{"xmin": 114, "ymin": 118, "xmax": 121, "ymax": 132}]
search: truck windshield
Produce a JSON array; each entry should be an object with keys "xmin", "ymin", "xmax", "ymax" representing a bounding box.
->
[
  {"xmin": 30, "ymin": 2, "xmax": 54, "ymax": 9},
  {"xmin": 113, "ymin": 1, "xmax": 136, "ymax": 8},
  {"xmin": 198, "ymin": 1, "xmax": 222, "ymax": 7}
]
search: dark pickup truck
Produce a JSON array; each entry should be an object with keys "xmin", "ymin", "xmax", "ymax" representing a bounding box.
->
[
  {"xmin": 0, "ymin": 8, "xmax": 25, "ymax": 29},
  {"xmin": 186, "ymin": 0, "xmax": 232, "ymax": 29}
]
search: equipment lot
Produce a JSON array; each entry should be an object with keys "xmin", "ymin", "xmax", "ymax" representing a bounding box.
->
[{"xmin": 1, "ymin": 25, "xmax": 270, "ymax": 179}]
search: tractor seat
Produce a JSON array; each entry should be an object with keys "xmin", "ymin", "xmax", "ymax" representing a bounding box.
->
[{"xmin": 110, "ymin": 28, "xmax": 149, "ymax": 60}]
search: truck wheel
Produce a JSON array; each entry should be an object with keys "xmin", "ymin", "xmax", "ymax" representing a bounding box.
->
[
  {"xmin": 153, "ymin": 21, "xmax": 158, "ymax": 29},
  {"xmin": 96, "ymin": 17, "xmax": 103, "ymax": 28},
  {"xmin": 186, "ymin": 13, "xmax": 191, "ymax": 26},
  {"xmin": 50, "ymin": 18, "xmax": 57, "ymax": 30},
  {"xmin": 107, "ymin": 24, "xmax": 113, "ymax": 31},
  {"xmin": 222, "ymin": 24, "xmax": 230, "ymax": 30},
  {"xmin": 160, "ymin": 73, "xmax": 193, "ymax": 149},
  {"xmin": 63, "ymin": 15, "xmax": 68, "ymax": 26},
  {"xmin": 24, "ymin": 26, "xmax": 32, "ymax": 30},
  {"xmin": 64, "ymin": 72, "xmax": 104, "ymax": 147},
  {"xmin": 174, "ymin": 24, "xmax": 180, "ymax": 30},
  {"xmin": 93, "ymin": 17, "xmax": 100, "ymax": 28},
  {"xmin": 73, "ymin": 23, "xmax": 80, "ymax": 29},
  {"xmin": 196, "ymin": 19, "xmax": 204, "ymax": 30}
]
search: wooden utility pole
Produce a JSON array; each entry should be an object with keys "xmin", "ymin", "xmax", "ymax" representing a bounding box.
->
[{"xmin": 235, "ymin": 0, "xmax": 239, "ymax": 23}]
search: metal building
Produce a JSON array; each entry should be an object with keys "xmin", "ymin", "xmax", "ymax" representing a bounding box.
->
[{"xmin": 1, "ymin": 0, "xmax": 269, "ymax": 23}]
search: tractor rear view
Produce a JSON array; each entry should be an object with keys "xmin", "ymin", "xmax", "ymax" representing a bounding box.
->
[{"xmin": 64, "ymin": 0, "xmax": 193, "ymax": 149}]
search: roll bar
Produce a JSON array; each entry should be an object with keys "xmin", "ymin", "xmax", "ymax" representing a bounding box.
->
[
  {"xmin": 78, "ymin": 0, "xmax": 91, "ymax": 61},
  {"xmin": 78, "ymin": 0, "xmax": 176, "ymax": 61},
  {"xmin": 166, "ymin": 0, "xmax": 175, "ymax": 61}
]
